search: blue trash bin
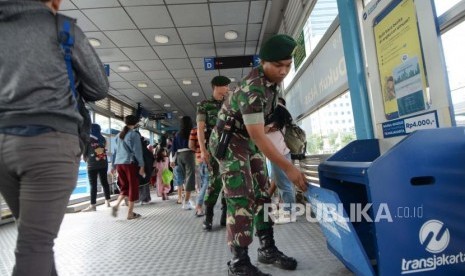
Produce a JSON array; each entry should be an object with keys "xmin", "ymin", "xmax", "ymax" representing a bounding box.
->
[{"xmin": 306, "ymin": 127, "xmax": 465, "ymax": 275}]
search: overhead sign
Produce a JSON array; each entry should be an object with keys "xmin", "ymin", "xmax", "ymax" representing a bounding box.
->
[
  {"xmin": 293, "ymin": 31, "xmax": 306, "ymax": 70},
  {"xmin": 104, "ymin": 64, "xmax": 110, "ymax": 76},
  {"xmin": 204, "ymin": 55, "xmax": 260, "ymax": 71},
  {"xmin": 150, "ymin": 113, "xmax": 167, "ymax": 120},
  {"xmin": 204, "ymin": 57, "xmax": 215, "ymax": 71}
]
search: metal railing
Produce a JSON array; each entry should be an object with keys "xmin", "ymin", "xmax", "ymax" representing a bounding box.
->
[{"xmin": 294, "ymin": 154, "xmax": 331, "ymax": 203}]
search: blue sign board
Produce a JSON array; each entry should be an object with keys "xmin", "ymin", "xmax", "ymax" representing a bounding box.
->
[
  {"xmin": 382, "ymin": 110, "xmax": 438, "ymax": 138},
  {"xmin": 204, "ymin": 57, "xmax": 215, "ymax": 71},
  {"xmin": 253, "ymin": 55, "xmax": 260, "ymax": 67},
  {"xmin": 104, "ymin": 64, "xmax": 110, "ymax": 76}
]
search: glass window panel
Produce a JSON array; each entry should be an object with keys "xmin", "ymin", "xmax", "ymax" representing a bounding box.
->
[
  {"xmin": 434, "ymin": 0, "xmax": 463, "ymax": 16},
  {"xmin": 284, "ymin": 0, "xmax": 339, "ymax": 88},
  {"xmin": 299, "ymin": 91, "xmax": 356, "ymax": 154},
  {"xmin": 441, "ymin": 20, "xmax": 465, "ymax": 126},
  {"xmin": 139, "ymin": 128, "xmax": 150, "ymax": 139},
  {"xmin": 95, "ymin": 113, "xmax": 110, "ymax": 135}
]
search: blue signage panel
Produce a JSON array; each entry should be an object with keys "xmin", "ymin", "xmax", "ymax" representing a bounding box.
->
[
  {"xmin": 204, "ymin": 57, "xmax": 215, "ymax": 71},
  {"xmin": 104, "ymin": 64, "xmax": 110, "ymax": 76},
  {"xmin": 382, "ymin": 110, "xmax": 438, "ymax": 138}
]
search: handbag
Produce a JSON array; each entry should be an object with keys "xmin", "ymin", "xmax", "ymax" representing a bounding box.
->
[{"xmin": 161, "ymin": 169, "xmax": 173, "ymax": 185}]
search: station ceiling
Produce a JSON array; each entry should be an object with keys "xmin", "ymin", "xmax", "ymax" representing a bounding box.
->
[{"xmin": 60, "ymin": 0, "xmax": 287, "ymax": 125}]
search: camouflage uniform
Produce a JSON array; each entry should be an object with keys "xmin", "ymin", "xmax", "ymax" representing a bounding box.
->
[
  {"xmin": 210, "ymin": 65, "xmax": 279, "ymax": 248},
  {"xmin": 196, "ymin": 98, "xmax": 225, "ymax": 208}
]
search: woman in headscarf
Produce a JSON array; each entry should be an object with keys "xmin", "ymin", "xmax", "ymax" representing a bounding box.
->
[{"xmin": 82, "ymin": 123, "xmax": 112, "ymax": 211}]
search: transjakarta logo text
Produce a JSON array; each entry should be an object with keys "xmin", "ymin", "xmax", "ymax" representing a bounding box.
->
[{"xmin": 401, "ymin": 220, "xmax": 465, "ymax": 274}]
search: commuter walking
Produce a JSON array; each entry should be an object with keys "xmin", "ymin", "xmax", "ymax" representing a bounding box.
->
[
  {"xmin": 154, "ymin": 147, "xmax": 170, "ymax": 200},
  {"xmin": 111, "ymin": 115, "xmax": 145, "ymax": 220},
  {"xmin": 197, "ymin": 76, "xmax": 230, "ymax": 230},
  {"xmin": 170, "ymin": 116, "xmax": 196, "ymax": 210},
  {"xmin": 139, "ymin": 136, "xmax": 155, "ymax": 205},
  {"xmin": 209, "ymin": 35, "xmax": 308, "ymax": 275},
  {"xmin": 188, "ymin": 127, "xmax": 207, "ymax": 216},
  {"xmin": 265, "ymin": 97, "xmax": 297, "ymax": 223},
  {"xmin": 82, "ymin": 124, "xmax": 112, "ymax": 212},
  {"xmin": 0, "ymin": 0, "xmax": 108, "ymax": 275}
]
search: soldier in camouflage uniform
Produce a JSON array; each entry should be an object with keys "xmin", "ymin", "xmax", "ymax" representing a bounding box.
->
[
  {"xmin": 209, "ymin": 35, "xmax": 308, "ymax": 275},
  {"xmin": 197, "ymin": 76, "xmax": 231, "ymax": 231}
]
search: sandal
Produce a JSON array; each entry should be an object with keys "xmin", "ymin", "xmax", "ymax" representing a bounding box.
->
[
  {"xmin": 127, "ymin": 212, "xmax": 141, "ymax": 220},
  {"xmin": 111, "ymin": 206, "xmax": 118, "ymax": 217},
  {"xmin": 194, "ymin": 209, "xmax": 205, "ymax": 217}
]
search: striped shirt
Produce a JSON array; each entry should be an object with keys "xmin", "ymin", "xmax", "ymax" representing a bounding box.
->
[{"xmin": 189, "ymin": 128, "xmax": 202, "ymax": 163}]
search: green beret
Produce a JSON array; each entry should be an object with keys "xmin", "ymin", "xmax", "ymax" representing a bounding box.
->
[
  {"xmin": 211, "ymin": 75, "xmax": 231, "ymax": 86},
  {"xmin": 259, "ymin": 34, "xmax": 297, "ymax": 62}
]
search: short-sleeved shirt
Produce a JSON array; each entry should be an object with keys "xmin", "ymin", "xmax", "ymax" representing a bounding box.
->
[
  {"xmin": 189, "ymin": 128, "xmax": 202, "ymax": 163},
  {"xmin": 196, "ymin": 97, "xmax": 223, "ymax": 145},
  {"xmin": 217, "ymin": 66, "xmax": 279, "ymax": 131}
]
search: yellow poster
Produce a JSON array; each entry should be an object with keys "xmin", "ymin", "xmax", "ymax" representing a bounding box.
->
[{"xmin": 373, "ymin": 0, "xmax": 429, "ymax": 120}]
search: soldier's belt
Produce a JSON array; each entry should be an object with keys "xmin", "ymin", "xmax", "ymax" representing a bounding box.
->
[{"xmin": 217, "ymin": 119, "xmax": 248, "ymax": 137}]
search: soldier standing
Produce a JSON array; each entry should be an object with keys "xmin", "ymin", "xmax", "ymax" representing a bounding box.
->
[
  {"xmin": 210, "ymin": 34, "xmax": 308, "ymax": 275},
  {"xmin": 197, "ymin": 76, "xmax": 230, "ymax": 230}
]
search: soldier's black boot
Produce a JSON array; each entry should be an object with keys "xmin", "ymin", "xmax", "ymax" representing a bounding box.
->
[
  {"xmin": 228, "ymin": 246, "xmax": 271, "ymax": 276},
  {"xmin": 256, "ymin": 228, "xmax": 297, "ymax": 270},
  {"xmin": 220, "ymin": 197, "xmax": 227, "ymax": 226},
  {"xmin": 203, "ymin": 205, "xmax": 214, "ymax": 231}
]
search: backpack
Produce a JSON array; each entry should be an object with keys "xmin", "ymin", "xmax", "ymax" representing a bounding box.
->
[
  {"xmin": 57, "ymin": 14, "xmax": 92, "ymax": 155},
  {"xmin": 282, "ymin": 123, "xmax": 307, "ymax": 160}
]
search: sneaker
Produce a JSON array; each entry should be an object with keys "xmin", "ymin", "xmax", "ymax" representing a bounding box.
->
[
  {"xmin": 105, "ymin": 200, "xmax": 111, "ymax": 207},
  {"xmin": 182, "ymin": 200, "xmax": 193, "ymax": 210},
  {"xmin": 82, "ymin": 205, "xmax": 96, "ymax": 212}
]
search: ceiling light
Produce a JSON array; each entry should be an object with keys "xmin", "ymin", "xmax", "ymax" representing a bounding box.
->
[
  {"xmin": 173, "ymin": 110, "xmax": 178, "ymax": 113},
  {"xmin": 224, "ymin": 30, "xmax": 238, "ymax": 40},
  {"xmin": 88, "ymin": 38, "xmax": 101, "ymax": 47},
  {"xmin": 154, "ymin": 34, "xmax": 169, "ymax": 44},
  {"xmin": 153, "ymin": 94, "xmax": 161, "ymax": 99},
  {"xmin": 182, "ymin": 79, "xmax": 192, "ymax": 85},
  {"xmin": 164, "ymin": 103, "xmax": 171, "ymax": 107},
  {"xmin": 192, "ymin": 92, "xmax": 199, "ymax": 97},
  {"xmin": 118, "ymin": 64, "xmax": 130, "ymax": 71},
  {"xmin": 137, "ymin": 82, "xmax": 148, "ymax": 88},
  {"xmin": 229, "ymin": 77, "xmax": 236, "ymax": 82},
  {"xmin": 179, "ymin": 116, "xmax": 183, "ymax": 119}
]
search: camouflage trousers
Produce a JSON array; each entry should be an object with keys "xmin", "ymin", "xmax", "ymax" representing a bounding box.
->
[
  {"xmin": 203, "ymin": 146, "xmax": 226, "ymax": 208},
  {"xmin": 210, "ymin": 129, "xmax": 272, "ymax": 248}
]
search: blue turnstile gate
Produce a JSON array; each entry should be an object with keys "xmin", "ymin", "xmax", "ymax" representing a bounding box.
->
[{"xmin": 306, "ymin": 127, "xmax": 465, "ymax": 275}]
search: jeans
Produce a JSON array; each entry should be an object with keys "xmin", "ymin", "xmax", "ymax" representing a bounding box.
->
[
  {"xmin": 196, "ymin": 162, "xmax": 209, "ymax": 206},
  {"xmin": 267, "ymin": 153, "xmax": 296, "ymax": 212}
]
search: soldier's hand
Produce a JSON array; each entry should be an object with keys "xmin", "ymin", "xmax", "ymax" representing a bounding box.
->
[{"xmin": 286, "ymin": 166, "xmax": 308, "ymax": 192}]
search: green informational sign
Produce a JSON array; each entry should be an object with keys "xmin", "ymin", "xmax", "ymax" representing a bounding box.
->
[{"xmin": 293, "ymin": 31, "xmax": 306, "ymax": 70}]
